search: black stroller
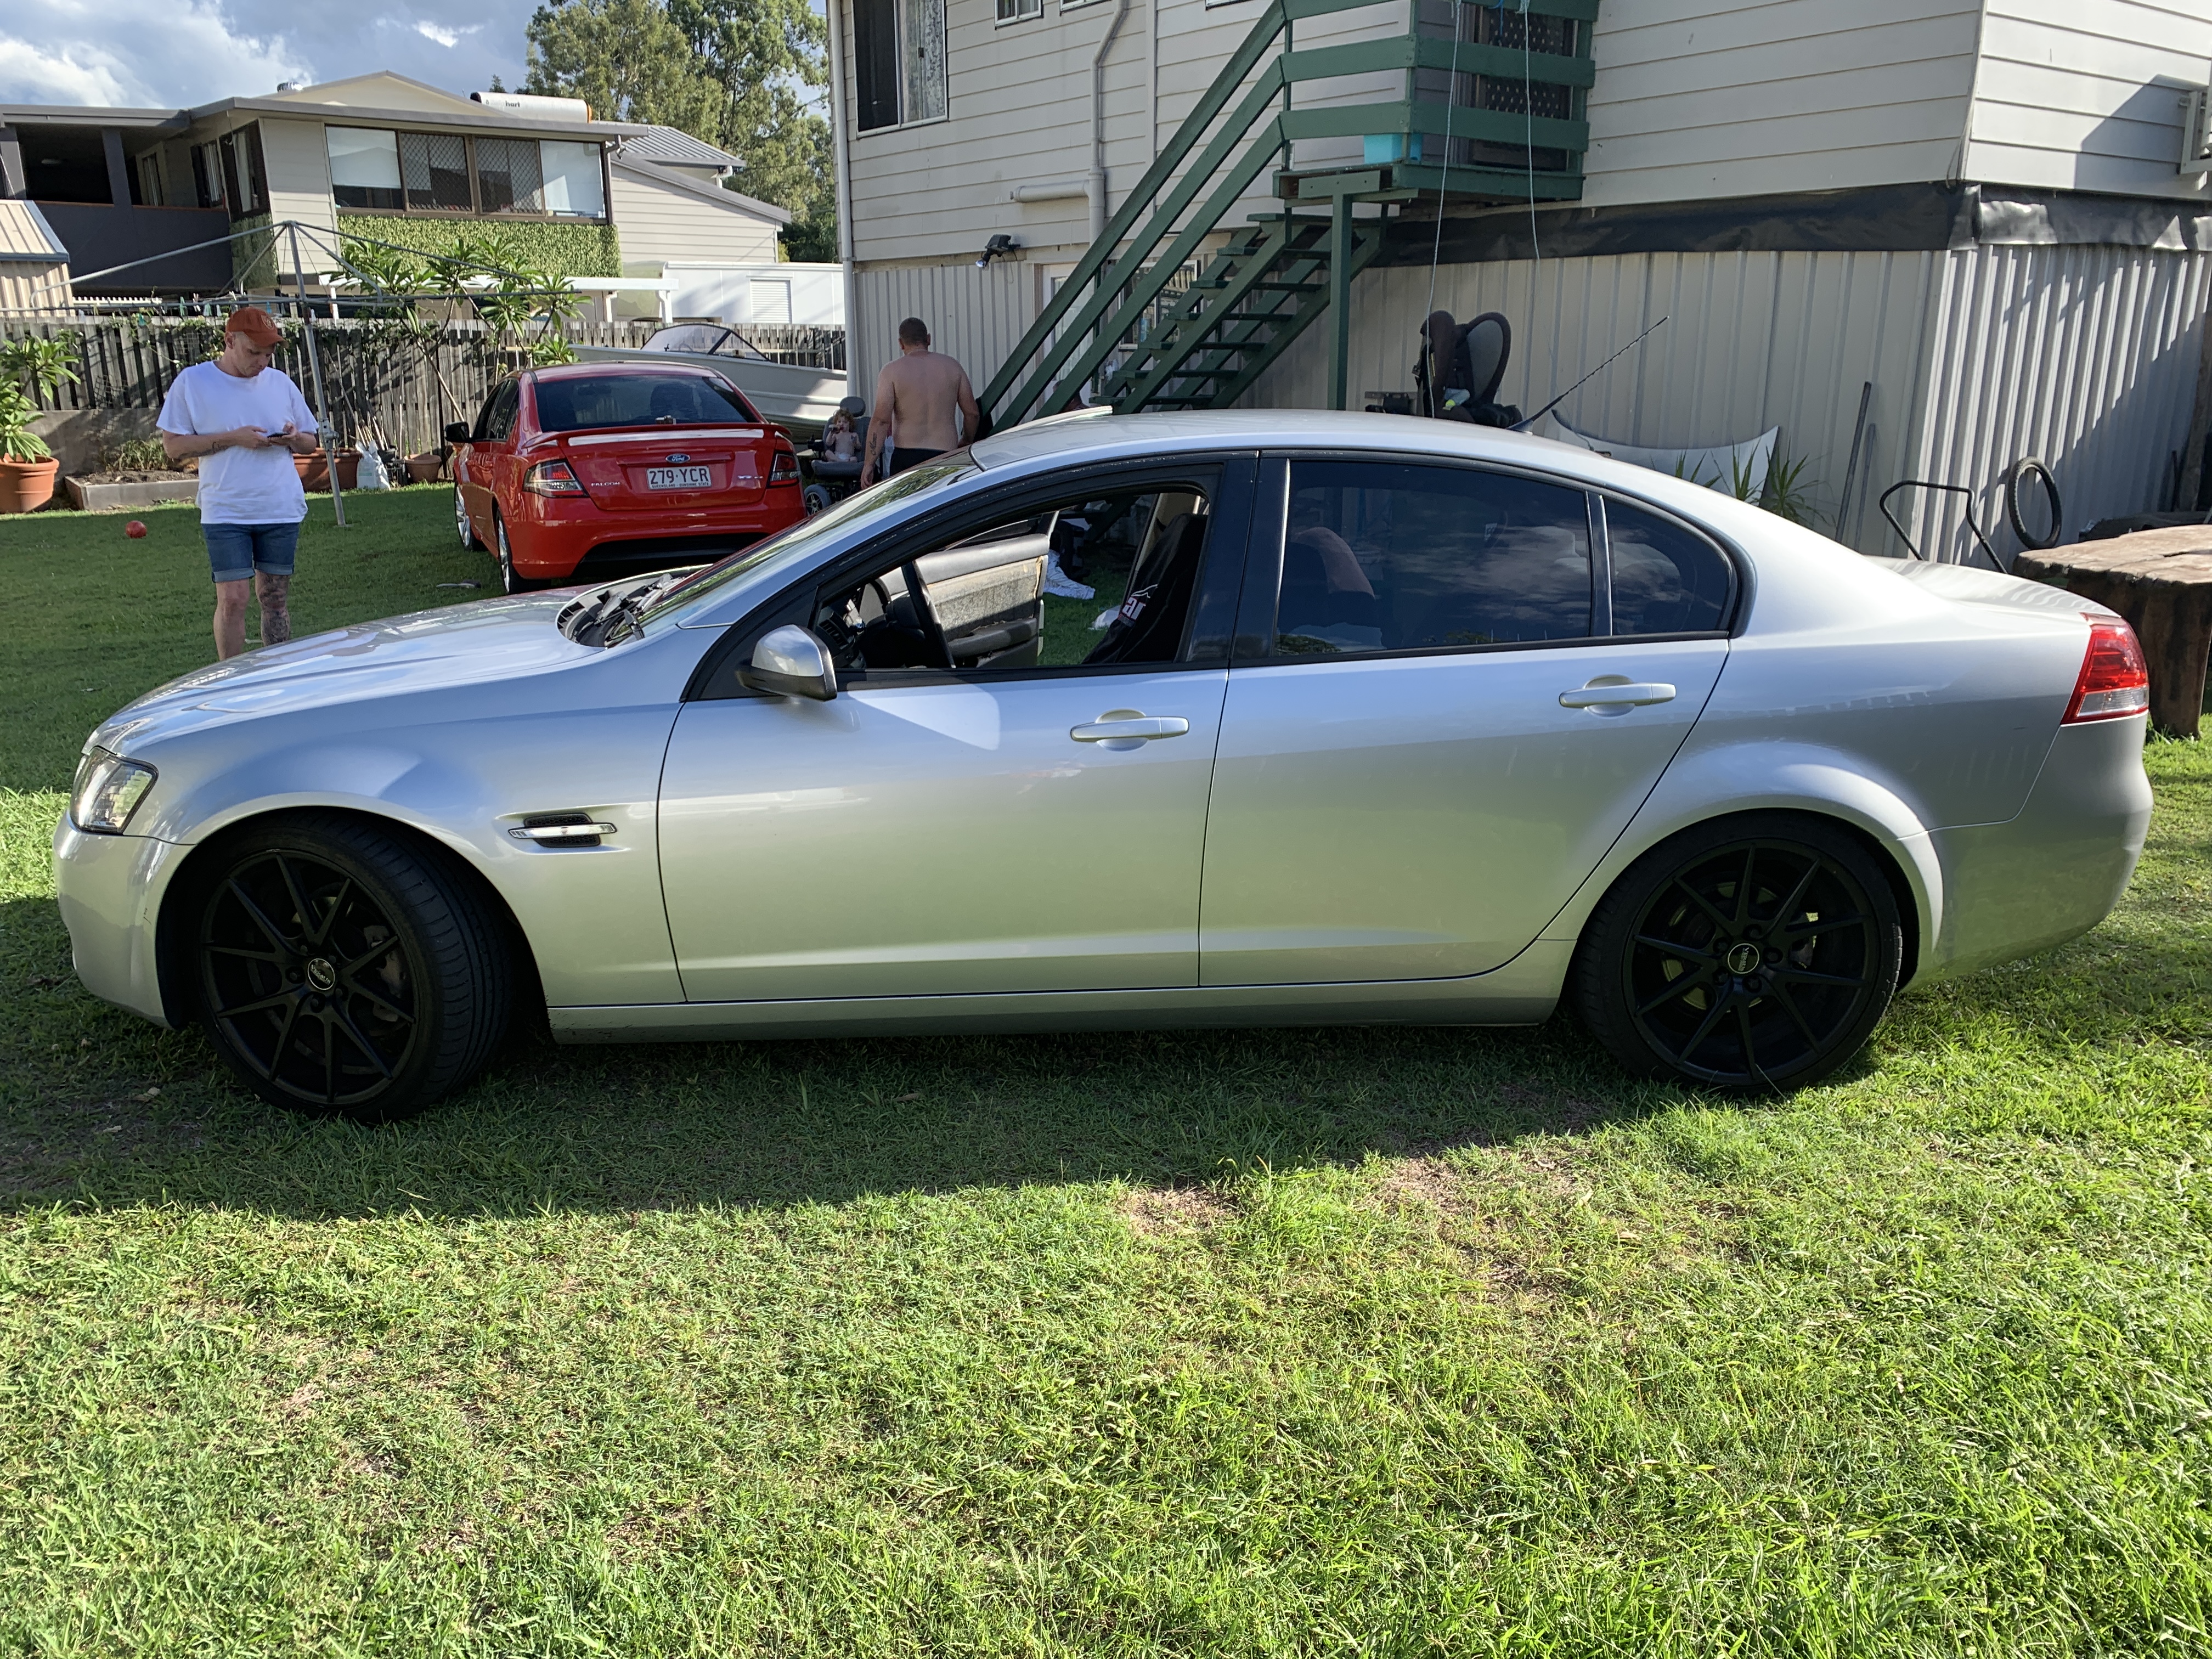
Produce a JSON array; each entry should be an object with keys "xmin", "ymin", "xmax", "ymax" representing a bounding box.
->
[{"xmin": 800, "ymin": 395, "xmax": 868, "ymax": 516}]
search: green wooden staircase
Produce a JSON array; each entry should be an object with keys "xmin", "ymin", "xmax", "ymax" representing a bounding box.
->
[{"xmin": 980, "ymin": 0, "xmax": 1599, "ymax": 426}]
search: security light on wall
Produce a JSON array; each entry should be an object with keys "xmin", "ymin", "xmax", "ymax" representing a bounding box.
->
[
  {"xmin": 2181, "ymin": 85, "xmax": 2212, "ymax": 174},
  {"xmin": 977, "ymin": 234, "xmax": 1020, "ymax": 268}
]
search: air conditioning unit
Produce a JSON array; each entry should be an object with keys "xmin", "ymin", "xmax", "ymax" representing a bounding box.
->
[{"xmin": 2181, "ymin": 86, "xmax": 2212, "ymax": 174}]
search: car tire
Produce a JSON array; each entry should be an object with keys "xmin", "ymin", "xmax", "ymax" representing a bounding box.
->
[
  {"xmin": 455, "ymin": 484, "xmax": 482, "ymax": 550},
  {"xmin": 1572, "ymin": 814, "xmax": 1903, "ymax": 1092},
  {"xmin": 188, "ymin": 814, "xmax": 512, "ymax": 1123},
  {"xmin": 495, "ymin": 512, "xmax": 543, "ymax": 595}
]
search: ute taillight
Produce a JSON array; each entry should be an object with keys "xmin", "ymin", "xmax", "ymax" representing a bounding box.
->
[
  {"xmin": 2063, "ymin": 615, "xmax": 2149, "ymax": 724},
  {"xmin": 523, "ymin": 459, "xmax": 586, "ymax": 497}
]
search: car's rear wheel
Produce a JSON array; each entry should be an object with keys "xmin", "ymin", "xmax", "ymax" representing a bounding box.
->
[
  {"xmin": 190, "ymin": 815, "xmax": 510, "ymax": 1123},
  {"xmin": 494, "ymin": 512, "xmax": 544, "ymax": 594},
  {"xmin": 455, "ymin": 484, "xmax": 482, "ymax": 550},
  {"xmin": 1573, "ymin": 815, "xmax": 1901, "ymax": 1092}
]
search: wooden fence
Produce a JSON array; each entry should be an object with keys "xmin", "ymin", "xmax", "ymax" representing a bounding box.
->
[{"xmin": 7, "ymin": 315, "xmax": 847, "ymax": 458}]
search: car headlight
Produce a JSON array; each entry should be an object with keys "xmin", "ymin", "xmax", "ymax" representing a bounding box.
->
[{"xmin": 71, "ymin": 748, "xmax": 156, "ymax": 834}]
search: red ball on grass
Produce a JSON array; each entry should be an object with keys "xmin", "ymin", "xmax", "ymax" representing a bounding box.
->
[{"xmin": 125, "ymin": 520, "xmax": 148, "ymax": 539}]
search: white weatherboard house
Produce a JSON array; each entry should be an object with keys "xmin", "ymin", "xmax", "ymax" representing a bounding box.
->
[
  {"xmin": 0, "ymin": 74, "xmax": 791, "ymax": 305},
  {"xmin": 825, "ymin": 0, "xmax": 2212, "ymax": 557}
]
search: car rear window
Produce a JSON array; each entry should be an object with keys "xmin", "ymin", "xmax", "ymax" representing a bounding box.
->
[{"xmin": 533, "ymin": 373, "xmax": 760, "ymax": 432}]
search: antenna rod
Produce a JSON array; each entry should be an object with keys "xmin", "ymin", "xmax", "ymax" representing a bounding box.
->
[{"xmin": 1511, "ymin": 315, "xmax": 1669, "ymax": 433}]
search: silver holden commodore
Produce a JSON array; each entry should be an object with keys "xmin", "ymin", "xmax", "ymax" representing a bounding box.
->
[{"xmin": 55, "ymin": 410, "xmax": 2153, "ymax": 1121}]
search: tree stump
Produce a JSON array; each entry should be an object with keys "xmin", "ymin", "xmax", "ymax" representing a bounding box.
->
[{"xmin": 2016, "ymin": 527, "xmax": 2212, "ymax": 736}]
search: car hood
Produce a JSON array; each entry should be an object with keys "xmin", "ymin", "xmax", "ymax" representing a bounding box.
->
[{"xmin": 92, "ymin": 592, "xmax": 592, "ymax": 754}]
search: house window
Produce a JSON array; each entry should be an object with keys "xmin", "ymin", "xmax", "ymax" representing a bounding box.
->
[
  {"xmin": 996, "ymin": 0, "xmax": 1041, "ymax": 20},
  {"xmin": 327, "ymin": 126, "xmax": 607, "ymax": 219},
  {"xmin": 205, "ymin": 126, "xmax": 267, "ymax": 219},
  {"xmin": 853, "ymin": 0, "xmax": 945, "ymax": 131},
  {"xmin": 540, "ymin": 141, "xmax": 606, "ymax": 217},
  {"xmin": 327, "ymin": 127, "xmax": 403, "ymax": 210}
]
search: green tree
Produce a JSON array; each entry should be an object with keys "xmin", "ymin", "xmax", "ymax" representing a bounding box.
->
[{"xmin": 524, "ymin": 0, "xmax": 837, "ymax": 259}]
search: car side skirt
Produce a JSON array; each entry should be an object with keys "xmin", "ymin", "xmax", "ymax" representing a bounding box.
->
[{"xmin": 548, "ymin": 942, "xmax": 1577, "ymax": 1043}]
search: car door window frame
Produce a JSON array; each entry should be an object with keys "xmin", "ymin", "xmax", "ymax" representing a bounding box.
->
[
  {"xmin": 1232, "ymin": 450, "xmax": 1745, "ymax": 666},
  {"xmin": 685, "ymin": 453, "xmax": 1259, "ymax": 701}
]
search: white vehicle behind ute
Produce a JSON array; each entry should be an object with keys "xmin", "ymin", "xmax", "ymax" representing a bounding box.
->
[{"xmin": 56, "ymin": 411, "xmax": 2152, "ymax": 1120}]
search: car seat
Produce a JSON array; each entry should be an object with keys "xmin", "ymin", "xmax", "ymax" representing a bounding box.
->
[
  {"xmin": 1416, "ymin": 311, "xmax": 1521, "ymax": 427},
  {"xmin": 1084, "ymin": 512, "xmax": 1209, "ymax": 665}
]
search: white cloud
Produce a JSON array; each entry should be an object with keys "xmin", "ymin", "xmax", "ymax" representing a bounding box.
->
[
  {"xmin": 410, "ymin": 20, "xmax": 481, "ymax": 49},
  {"xmin": 0, "ymin": 0, "xmax": 531, "ymax": 110},
  {"xmin": 0, "ymin": 0, "xmax": 310, "ymax": 106}
]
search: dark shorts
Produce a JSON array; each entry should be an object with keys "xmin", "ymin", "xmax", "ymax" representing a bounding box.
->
[
  {"xmin": 204, "ymin": 522, "xmax": 300, "ymax": 584},
  {"xmin": 888, "ymin": 447, "xmax": 947, "ymax": 477}
]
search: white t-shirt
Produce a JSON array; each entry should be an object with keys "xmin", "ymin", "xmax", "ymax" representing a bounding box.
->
[{"xmin": 156, "ymin": 361, "xmax": 319, "ymax": 526}]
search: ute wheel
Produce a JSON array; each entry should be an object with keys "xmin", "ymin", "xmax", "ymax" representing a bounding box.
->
[
  {"xmin": 1573, "ymin": 814, "xmax": 1902, "ymax": 1092},
  {"xmin": 495, "ymin": 512, "xmax": 544, "ymax": 594},
  {"xmin": 455, "ymin": 484, "xmax": 482, "ymax": 550},
  {"xmin": 190, "ymin": 814, "xmax": 511, "ymax": 1122}
]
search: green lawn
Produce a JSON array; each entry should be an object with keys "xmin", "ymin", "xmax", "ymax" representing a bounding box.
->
[{"xmin": 1, "ymin": 490, "xmax": 2208, "ymax": 1655}]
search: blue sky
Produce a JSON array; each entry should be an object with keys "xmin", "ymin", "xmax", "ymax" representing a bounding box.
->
[{"xmin": 1, "ymin": 0, "xmax": 541, "ymax": 109}]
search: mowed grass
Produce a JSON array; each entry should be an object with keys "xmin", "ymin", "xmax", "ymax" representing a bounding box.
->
[{"xmin": 0, "ymin": 489, "xmax": 2209, "ymax": 1655}]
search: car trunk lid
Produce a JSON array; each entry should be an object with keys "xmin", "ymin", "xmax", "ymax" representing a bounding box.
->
[{"xmin": 556, "ymin": 426, "xmax": 767, "ymax": 512}]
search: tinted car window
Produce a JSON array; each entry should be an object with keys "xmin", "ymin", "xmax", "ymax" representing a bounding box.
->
[
  {"xmin": 533, "ymin": 372, "xmax": 760, "ymax": 432},
  {"xmin": 1606, "ymin": 499, "xmax": 1734, "ymax": 635},
  {"xmin": 479, "ymin": 380, "xmax": 520, "ymax": 442},
  {"xmin": 1276, "ymin": 460, "xmax": 1593, "ymax": 655}
]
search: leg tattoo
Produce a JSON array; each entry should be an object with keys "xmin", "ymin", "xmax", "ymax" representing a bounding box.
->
[{"xmin": 256, "ymin": 573, "xmax": 293, "ymax": 646}]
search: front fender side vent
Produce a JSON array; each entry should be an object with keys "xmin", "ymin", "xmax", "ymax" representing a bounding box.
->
[{"xmin": 508, "ymin": 811, "xmax": 614, "ymax": 848}]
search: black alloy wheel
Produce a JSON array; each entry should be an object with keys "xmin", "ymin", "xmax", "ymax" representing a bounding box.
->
[
  {"xmin": 1575, "ymin": 816, "xmax": 1902, "ymax": 1091},
  {"xmin": 455, "ymin": 483, "xmax": 482, "ymax": 550},
  {"xmin": 192, "ymin": 815, "xmax": 511, "ymax": 1122}
]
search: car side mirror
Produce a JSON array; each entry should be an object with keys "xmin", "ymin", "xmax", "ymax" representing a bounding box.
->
[
  {"xmin": 739, "ymin": 624, "xmax": 839, "ymax": 702},
  {"xmin": 444, "ymin": 422, "xmax": 473, "ymax": 445}
]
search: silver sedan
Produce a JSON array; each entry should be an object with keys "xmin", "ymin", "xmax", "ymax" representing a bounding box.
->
[{"xmin": 55, "ymin": 410, "xmax": 2153, "ymax": 1120}]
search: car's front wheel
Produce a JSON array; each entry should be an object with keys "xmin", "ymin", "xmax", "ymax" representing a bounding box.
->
[
  {"xmin": 189, "ymin": 814, "xmax": 511, "ymax": 1122},
  {"xmin": 1573, "ymin": 815, "xmax": 1902, "ymax": 1092}
]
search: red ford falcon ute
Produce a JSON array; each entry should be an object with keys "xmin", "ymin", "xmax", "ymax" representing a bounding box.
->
[{"xmin": 448, "ymin": 362, "xmax": 805, "ymax": 592}]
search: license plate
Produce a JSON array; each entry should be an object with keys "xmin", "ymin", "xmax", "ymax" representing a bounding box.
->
[{"xmin": 646, "ymin": 465, "xmax": 712, "ymax": 490}]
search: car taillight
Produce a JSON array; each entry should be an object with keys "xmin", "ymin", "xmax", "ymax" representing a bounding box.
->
[
  {"xmin": 2063, "ymin": 615, "xmax": 2149, "ymax": 723},
  {"xmin": 523, "ymin": 459, "xmax": 586, "ymax": 496},
  {"xmin": 768, "ymin": 449, "xmax": 800, "ymax": 486}
]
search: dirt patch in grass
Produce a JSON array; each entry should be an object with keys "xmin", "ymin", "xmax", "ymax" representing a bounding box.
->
[{"xmin": 1118, "ymin": 1186, "xmax": 1235, "ymax": 1237}]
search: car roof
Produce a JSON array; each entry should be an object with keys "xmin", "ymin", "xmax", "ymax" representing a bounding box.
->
[
  {"xmin": 971, "ymin": 407, "xmax": 1795, "ymax": 547},
  {"xmin": 526, "ymin": 360, "xmax": 725, "ymax": 381}
]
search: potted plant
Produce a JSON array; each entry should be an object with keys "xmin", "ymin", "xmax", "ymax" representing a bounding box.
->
[
  {"xmin": 0, "ymin": 385, "xmax": 58, "ymax": 514},
  {"xmin": 0, "ymin": 334, "xmax": 77, "ymax": 514}
]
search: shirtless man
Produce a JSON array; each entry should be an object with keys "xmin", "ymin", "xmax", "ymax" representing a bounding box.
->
[{"xmin": 861, "ymin": 317, "xmax": 981, "ymax": 484}]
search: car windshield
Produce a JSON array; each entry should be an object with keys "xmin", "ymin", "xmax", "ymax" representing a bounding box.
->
[
  {"xmin": 533, "ymin": 371, "xmax": 761, "ymax": 431},
  {"xmin": 641, "ymin": 453, "xmax": 981, "ymax": 627},
  {"xmin": 641, "ymin": 324, "xmax": 769, "ymax": 362}
]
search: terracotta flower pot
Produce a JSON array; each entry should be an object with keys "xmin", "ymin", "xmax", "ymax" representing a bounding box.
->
[
  {"xmin": 0, "ymin": 456, "xmax": 60, "ymax": 514},
  {"xmin": 406, "ymin": 452, "xmax": 445, "ymax": 484},
  {"xmin": 294, "ymin": 447, "xmax": 362, "ymax": 494}
]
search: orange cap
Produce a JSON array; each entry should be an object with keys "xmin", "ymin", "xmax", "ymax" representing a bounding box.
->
[{"xmin": 224, "ymin": 306, "xmax": 283, "ymax": 346}]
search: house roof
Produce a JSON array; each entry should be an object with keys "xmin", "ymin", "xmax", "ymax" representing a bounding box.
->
[
  {"xmin": 617, "ymin": 126, "xmax": 743, "ymax": 171},
  {"xmin": 611, "ymin": 154, "xmax": 792, "ymax": 225},
  {"xmin": 0, "ymin": 200, "xmax": 70, "ymax": 263}
]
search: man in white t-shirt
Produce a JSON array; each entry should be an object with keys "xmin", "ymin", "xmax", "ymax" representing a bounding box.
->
[{"xmin": 157, "ymin": 307, "xmax": 321, "ymax": 660}]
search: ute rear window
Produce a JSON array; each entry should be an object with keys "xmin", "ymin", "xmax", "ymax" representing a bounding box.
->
[{"xmin": 533, "ymin": 373, "xmax": 760, "ymax": 432}]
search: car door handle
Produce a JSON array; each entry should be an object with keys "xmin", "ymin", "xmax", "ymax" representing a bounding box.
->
[
  {"xmin": 1070, "ymin": 713, "xmax": 1190, "ymax": 746},
  {"xmin": 1559, "ymin": 681, "xmax": 1677, "ymax": 709}
]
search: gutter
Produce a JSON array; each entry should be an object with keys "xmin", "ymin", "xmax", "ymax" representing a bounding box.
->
[{"xmin": 826, "ymin": 0, "xmax": 861, "ymax": 395}]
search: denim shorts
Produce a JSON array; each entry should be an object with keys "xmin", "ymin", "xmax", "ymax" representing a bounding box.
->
[{"xmin": 204, "ymin": 522, "xmax": 300, "ymax": 584}]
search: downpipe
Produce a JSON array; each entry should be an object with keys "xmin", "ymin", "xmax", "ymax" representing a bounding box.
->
[{"xmin": 1089, "ymin": 0, "xmax": 1133, "ymax": 243}]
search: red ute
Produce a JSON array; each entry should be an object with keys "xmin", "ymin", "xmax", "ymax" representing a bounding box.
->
[{"xmin": 447, "ymin": 363, "xmax": 804, "ymax": 592}]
